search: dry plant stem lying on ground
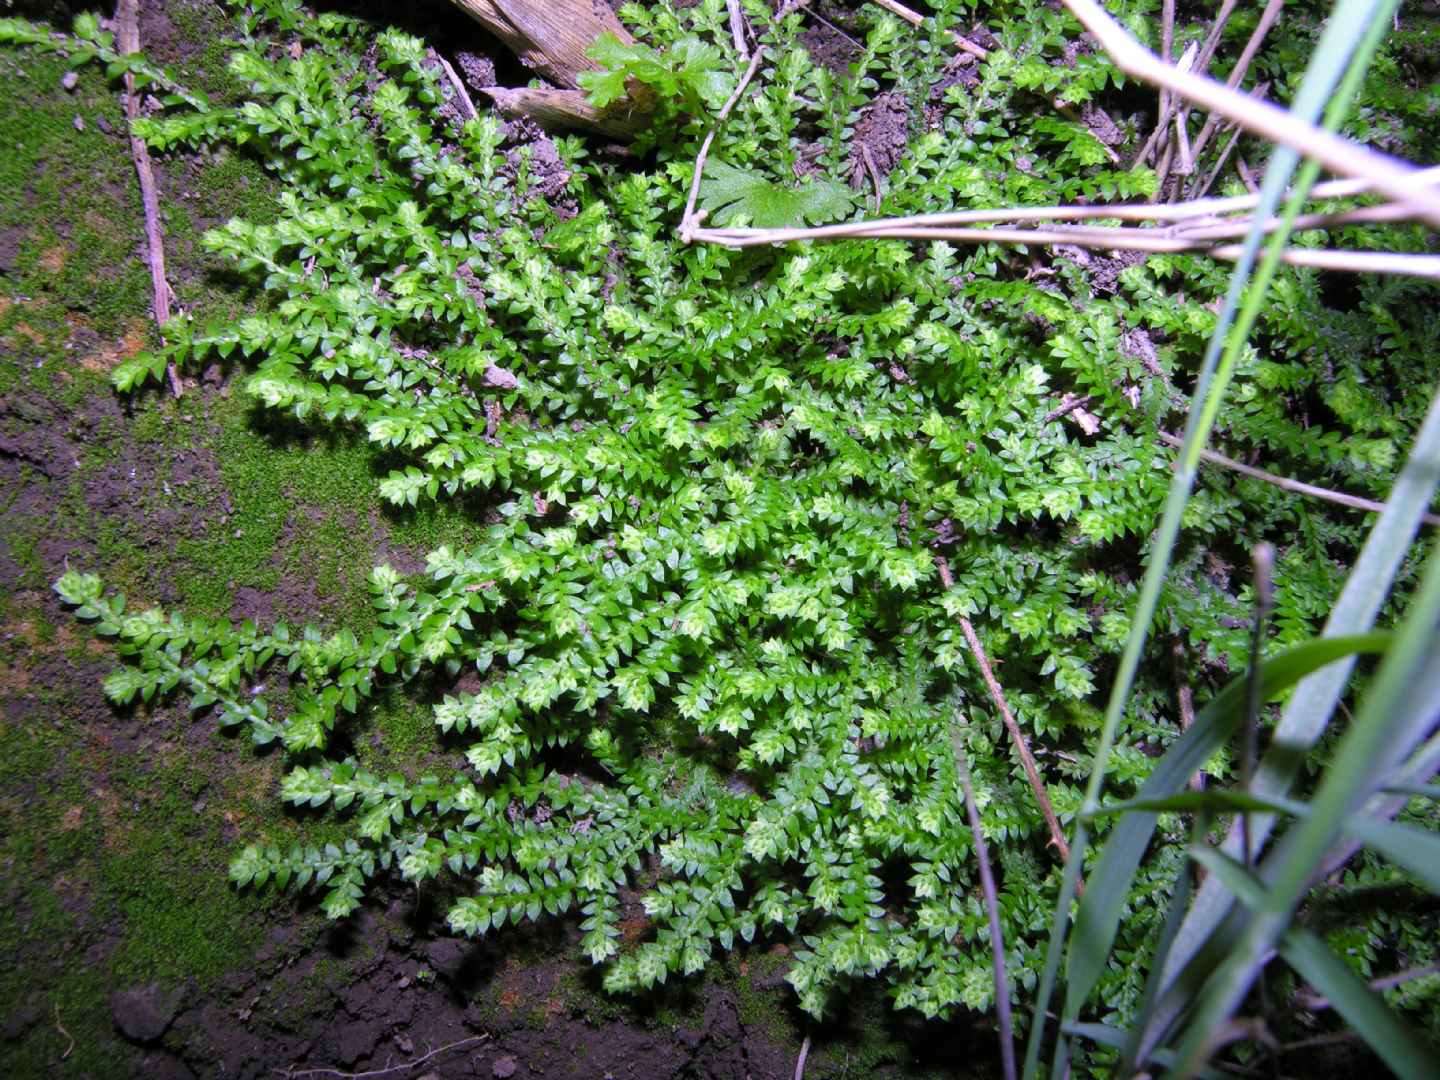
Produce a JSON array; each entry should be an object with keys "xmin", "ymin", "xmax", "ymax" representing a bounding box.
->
[
  {"xmin": 681, "ymin": 0, "xmax": 1440, "ymax": 273},
  {"xmin": 955, "ymin": 738, "xmax": 1019, "ymax": 1080},
  {"xmin": 1059, "ymin": 0, "xmax": 1440, "ymax": 226},
  {"xmin": 1188, "ymin": 0, "xmax": 1286, "ymax": 163},
  {"xmin": 792, "ymin": 1034, "xmax": 812, "ymax": 1080},
  {"xmin": 435, "ymin": 53, "xmax": 478, "ymax": 120},
  {"xmin": 935, "ymin": 557, "xmax": 1073, "ymax": 867},
  {"xmin": 868, "ymin": 0, "xmax": 1119, "ymax": 161},
  {"xmin": 275, "ymin": 1035, "xmax": 490, "ymax": 1079},
  {"xmin": 116, "ymin": 0, "xmax": 181, "ymax": 398},
  {"xmin": 1157, "ymin": 431, "xmax": 1440, "ymax": 528}
]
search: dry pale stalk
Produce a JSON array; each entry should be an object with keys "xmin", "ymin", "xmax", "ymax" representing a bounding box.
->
[
  {"xmin": 116, "ymin": 0, "xmax": 181, "ymax": 398},
  {"xmin": 1057, "ymin": 0, "xmax": 1440, "ymax": 227},
  {"xmin": 935, "ymin": 557, "xmax": 1073, "ymax": 865},
  {"xmin": 434, "ymin": 53, "xmax": 478, "ymax": 121},
  {"xmin": 1157, "ymin": 431, "xmax": 1440, "ymax": 527}
]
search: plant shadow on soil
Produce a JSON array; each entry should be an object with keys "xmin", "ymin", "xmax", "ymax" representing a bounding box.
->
[{"xmin": 0, "ymin": 1, "xmax": 997, "ymax": 1076}]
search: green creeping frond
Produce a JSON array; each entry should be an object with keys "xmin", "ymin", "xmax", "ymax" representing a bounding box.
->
[
  {"xmin": 33, "ymin": 0, "xmax": 1440, "ymax": 1037},
  {"xmin": 581, "ymin": 30, "xmax": 733, "ymax": 112},
  {"xmin": 699, "ymin": 159, "xmax": 855, "ymax": 228},
  {"xmin": 0, "ymin": 12, "xmax": 214, "ymax": 114}
]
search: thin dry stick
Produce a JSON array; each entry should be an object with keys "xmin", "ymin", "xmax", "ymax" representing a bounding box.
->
[
  {"xmin": 1043, "ymin": 393, "xmax": 1093, "ymax": 425},
  {"xmin": 706, "ymin": 221, "xmax": 1440, "ymax": 277},
  {"xmin": 870, "ymin": 0, "xmax": 987, "ymax": 60},
  {"xmin": 1189, "ymin": 82, "xmax": 1270, "ymax": 201},
  {"xmin": 1236, "ymin": 154, "xmax": 1259, "ymax": 194},
  {"xmin": 1157, "ymin": 431, "xmax": 1440, "ymax": 527},
  {"xmin": 1058, "ymin": 0, "xmax": 1440, "ymax": 226},
  {"xmin": 954, "ymin": 736, "xmax": 1019, "ymax": 1080},
  {"xmin": 1158, "ymin": 0, "xmax": 1175, "ymax": 125},
  {"xmin": 867, "ymin": 0, "xmax": 1119, "ymax": 161},
  {"xmin": 704, "ymin": 163, "xmax": 1440, "ymax": 242},
  {"xmin": 1189, "ymin": 0, "xmax": 1286, "ymax": 162},
  {"xmin": 1172, "ymin": 199, "xmax": 1415, "ymax": 241},
  {"xmin": 727, "ymin": 0, "xmax": 750, "ymax": 60},
  {"xmin": 725, "ymin": 162, "xmax": 1440, "ymax": 239},
  {"xmin": 679, "ymin": 47, "xmax": 767, "ymax": 242},
  {"xmin": 860, "ymin": 141, "xmax": 884, "ymax": 209},
  {"xmin": 1138, "ymin": 0, "xmax": 1238, "ymax": 169},
  {"xmin": 275, "ymin": 1035, "xmax": 490, "ymax": 1079},
  {"xmin": 793, "ymin": 1034, "xmax": 812, "ymax": 1080},
  {"xmin": 1191, "ymin": 121, "xmax": 1246, "ymax": 200},
  {"xmin": 116, "ymin": 0, "xmax": 181, "ymax": 398},
  {"xmin": 935, "ymin": 557, "xmax": 1072, "ymax": 864},
  {"xmin": 1171, "ymin": 639, "xmax": 1204, "ymax": 792},
  {"xmin": 54, "ymin": 1003, "xmax": 74, "ymax": 1061},
  {"xmin": 1297, "ymin": 963, "xmax": 1440, "ymax": 1011},
  {"xmin": 1192, "ymin": 0, "xmax": 1241, "ymax": 76},
  {"xmin": 435, "ymin": 53, "xmax": 478, "ymax": 121},
  {"xmin": 1135, "ymin": 40, "xmax": 1197, "ymax": 170}
]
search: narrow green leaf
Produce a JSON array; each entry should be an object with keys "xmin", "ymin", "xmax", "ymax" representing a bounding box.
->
[
  {"xmin": 1279, "ymin": 928, "xmax": 1440, "ymax": 1080},
  {"xmin": 1064, "ymin": 634, "xmax": 1389, "ymax": 1016}
]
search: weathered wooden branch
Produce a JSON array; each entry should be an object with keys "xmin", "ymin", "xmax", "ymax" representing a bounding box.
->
[
  {"xmin": 445, "ymin": 0, "xmax": 630, "ymax": 88},
  {"xmin": 478, "ymin": 86, "xmax": 648, "ymax": 140},
  {"xmin": 442, "ymin": 0, "xmax": 653, "ymax": 137}
]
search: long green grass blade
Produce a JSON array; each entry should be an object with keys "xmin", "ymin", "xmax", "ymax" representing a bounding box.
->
[
  {"xmin": 1062, "ymin": 1023, "xmax": 1231, "ymax": 1080},
  {"xmin": 1022, "ymin": 2, "xmax": 1319, "ymax": 1058},
  {"xmin": 1090, "ymin": 790, "xmax": 1308, "ymax": 819},
  {"xmin": 1154, "ymin": 0, "xmax": 1432, "ymax": 962},
  {"xmin": 1344, "ymin": 815, "xmax": 1440, "ymax": 893},
  {"xmin": 1279, "ymin": 928, "xmax": 1440, "ymax": 1080},
  {"xmin": 1118, "ymin": 822, "xmax": 1195, "ymax": 1075},
  {"xmin": 1063, "ymin": 634, "xmax": 1390, "ymax": 1016},
  {"xmin": 1187, "ymin": 846, "xmax": 1271, "ymax": 911},
  {"xmin": 1171, "ymin": 537, "xmax": 1440, "ymax": 1076}
]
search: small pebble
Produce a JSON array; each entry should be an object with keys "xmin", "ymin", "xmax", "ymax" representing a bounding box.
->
[
  {"xmin": 72, "ymin": 114, "xmax": 85, "ymax": 132},
  {"xmin": 61, "ymin": 71, "xmax": 79, "ymax": 91}
]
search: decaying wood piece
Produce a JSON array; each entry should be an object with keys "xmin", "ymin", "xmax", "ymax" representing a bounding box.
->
[
  {"xmin": 444, "ymin": 0, "xmax": 651, "ymax": 137},
  {"xmin": 478, "ymin": 85, "xmax": 648, "ymax": 140},
  {"xmin": 446, "ymin": 0, "xmax": 630, "ymax": 89}
]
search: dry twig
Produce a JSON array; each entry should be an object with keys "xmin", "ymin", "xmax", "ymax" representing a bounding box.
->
[
  {"xmin": 793, "ymin": 1034, "xmax": 812, "ymax": 1080},
  {"xmin": 54, "ymin": 1003, "xmax": 74, "ymax": 1061},
  {"xmin": 435, "ymin": 52, "xmax": 478, "ymax": 121},
  {"xmin": 1059, "ymin": 0, "xmax": 1440, "ymax": 226},
  {"xmin": 954, "ymin": 735, "xmax": 1019, "ymax": 1080},
  {"xmin": 1157, "ymin": 431, "xmax": 1440, "ymax": 527},
  {"xmin": 1188, "ymin": 0, "xmax": 1286, "ymax": 162},
  {"xmin": 1171, "ymin": 638, "xmax": 1204, "ymax": 792},
  {"xmin": 1189, "ymin": 82, "xmax": 1269, "ymax": 201},
  {"xmin": 935, "ymin": 557, "xmax": 1072, "ymax": 864},
  {"xmin": 1296, "ymin": 963, "xmax": 1440, "ymax": 1011},
  {"xmin": 116, "ymin": 0, "xmax": 181, "ymax": 398},
  {"xmin": 275, "ymin": 1035, "xmax": 490, "ymax": 1079},
  {"xmin": 683, "ymin": 1, "xmax": 1439, "ymax": 270},
  {"xmin": 727, "ymin": 0, "xmax": 750, "ymax": 60}
]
